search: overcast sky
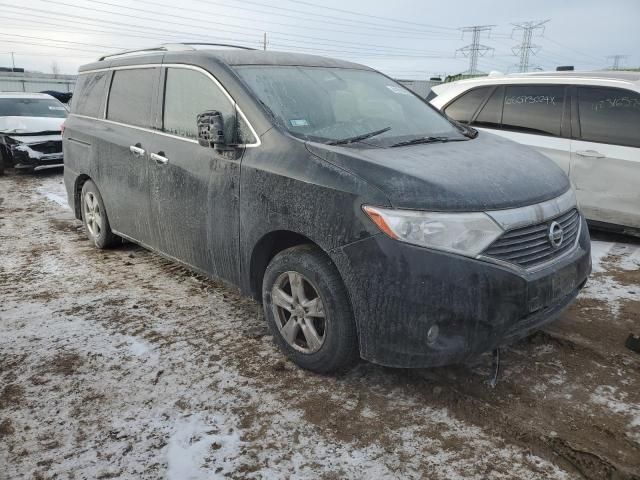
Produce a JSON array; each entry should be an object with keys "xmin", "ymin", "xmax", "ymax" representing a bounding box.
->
[{"xmin": 1, "ymin": 0, "xmax": 638, "ymax": 77}]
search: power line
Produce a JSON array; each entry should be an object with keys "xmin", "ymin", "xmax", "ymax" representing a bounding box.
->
[
  {"xmin": 456, "ymin": 25, "xmax": 495, "ymax": 75},
  {"xmin": 283, "ymin": 0, "xmax": 459, "ymax": 31},
  {"xmin": 211, "ymin": 0, "xmax": 460, "ymax": 36},
  {"xmin": 607, "ymin": 54, "xmax": 629, "ymax": 70},
  {"xmin": 511, "ymin": 20, "xmax": 549, "ymax": 72},
  {"xmin": 543, "ymin": 36, "xmax": 604, "ymax": 63},
  {"xmin": 6, "ymin": 0, "xmax": 456, "ymax": 56}
]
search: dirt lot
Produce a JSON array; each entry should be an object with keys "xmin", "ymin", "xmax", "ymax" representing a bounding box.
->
[{"xmin": 1, "ymin": 169, "xmax": 639, "ymax": 480}]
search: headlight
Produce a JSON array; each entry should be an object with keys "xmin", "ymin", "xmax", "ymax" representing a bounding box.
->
[{"xmin": 363, "ymin": 205, "xmax": 503, "ymax": 257}]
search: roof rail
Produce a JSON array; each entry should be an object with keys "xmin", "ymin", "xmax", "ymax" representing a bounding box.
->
[{"xmin": 98, "ymin": 42, "xmax": 255, "ymax": 61}]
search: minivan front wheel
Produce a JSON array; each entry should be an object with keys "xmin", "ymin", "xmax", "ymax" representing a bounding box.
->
[
  {"xmin": 81, "ymin": 180, "xmax": 116, "ymax": 249},
  {"xmin": 262, "ymin": 245, "xmax": 358, "ymax": 373}
]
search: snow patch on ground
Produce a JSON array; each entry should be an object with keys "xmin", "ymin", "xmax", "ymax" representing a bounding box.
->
[
  {"xmin": 590, "ymin": 240, "xmax": 615, "ymax": 273},
  {"xmin": 590, "ymin": 386, "xmax": 640, "ymax": 444},
  {"xmin": 167, "ymin": 415, "xmax": 242, "ymax": 480},
  {"xmin": 36, "ymin": 185, "xmax": 68, "ymax": 208},
  {"xmin": 582, "ymin": 240, "xmax": 640, "ymax": 315}
]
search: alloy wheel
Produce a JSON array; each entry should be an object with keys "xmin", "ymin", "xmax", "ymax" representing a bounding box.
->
[
  {"xmin": 83, "ymin": 192, "xmax": 102, "ymax": 238},
  {"xmin": 271, "ymin": 271, "xmax": 327, "ymax": 353}
]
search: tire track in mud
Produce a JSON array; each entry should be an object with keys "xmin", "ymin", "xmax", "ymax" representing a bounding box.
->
[
  {"xmin": 64, "ymin": 232, "xmax": 639, "ymax": 477},
  {"xmin": 2, "ymin": 170, "xmax": 639, "ymax": 479}
]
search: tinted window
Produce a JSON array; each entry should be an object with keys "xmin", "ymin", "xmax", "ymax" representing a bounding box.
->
[
  {"xmin": 163, "ymin": 68, "xmax": 236, "ymax": 141},
  {"xmin": 473, "ymin": 86, "xmax": 503, "ymax": 129},
  {"xmin": 72, "ymin": 71, "xmax": 109, "ymax": 118},
  {"xmin": 107, "ymin": 68, "xmax": 157, "ymax": 128},
  {"xmin": 502, "ymin": 85, "xmax": 564, "ymax": 136},
  {"xmin": 578, "ymin": 87, "xmax": 640, "ymax": 148},
  {"xmin": 444, "ymin": 87, "xmax": 491, "ymax": 123},
  {"xmin": 0, "ymin": 97, "xmax": 67, "ymax": 118}
]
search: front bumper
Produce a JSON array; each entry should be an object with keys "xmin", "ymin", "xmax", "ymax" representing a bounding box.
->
[
  {"xmin": 1, "ymin": 138, "xmax": 64, "ymax": 170},
  {"xmin": 330, "ymin": 215, "xmax": 591, "ymax": 368}
]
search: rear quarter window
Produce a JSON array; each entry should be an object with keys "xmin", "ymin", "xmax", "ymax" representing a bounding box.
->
[
  {"xmin": 473, "ymin": 86, "xmax": 504, "ymax": 129},
  {"xmin": 107, "ymin": 68, "xmax": 158, "ymax": 128},
  {"xmin": 72, "ymin": 71, "xmax": 109, "ymax": 118},
  {"xmin": 444, "ymin": 87, "xmax": 491, "ymax": 123},
  {"xmin": 577, "ymin": 87, "xmax": 640, "ymax": 148}
]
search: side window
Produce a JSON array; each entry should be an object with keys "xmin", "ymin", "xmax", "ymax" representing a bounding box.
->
[
  {"xmin": 473, "ymin": 86, "xmax": 504, "ymax": 129},
  {"xmin": 444, "ymin": 87, "xmax": 491, "ymax": 123},
  {"xmin": 577, "ymin": 87, "xmax": 640, "ymax": 148},
  {"xmin": 72, "ymin": 71, "xmax": 109, "ymax": 118},
  {"xmin": 163, "ymin": 68, "xmax": 236, "ymax": 141},
  {"xmin": 106, "ymin": 68, "xmax": 158, "ymax": 128},
  {"xmin": 502, "ymin": 85, "xmax": 565, "ymax": 136}
]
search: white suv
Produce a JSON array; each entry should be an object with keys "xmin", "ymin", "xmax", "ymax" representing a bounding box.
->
[{"xmin": 430, "ymin": 71, "xmax": 640, "ymax": 234}]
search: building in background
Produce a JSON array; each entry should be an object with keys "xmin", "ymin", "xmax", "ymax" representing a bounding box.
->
[
  {"xmin": 395, "ymin": 78, "xmax": 443, "ymax": 98},
  {"xmin": 0, "ymin": 70, "xmax": 77, "ymax": 93}
]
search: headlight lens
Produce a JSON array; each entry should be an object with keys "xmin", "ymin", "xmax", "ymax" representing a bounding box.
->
[{"xmin": 363, "ymin": 205, "xmax": 504, "ymax": 257}]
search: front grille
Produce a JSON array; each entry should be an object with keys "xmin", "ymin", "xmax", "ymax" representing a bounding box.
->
[
  {"xmin": 484, "ymin": 208, "xmax": 580, "ymax": 269},
  {"xmin": 29, "ymin": 140, "xmax": 62, "ymax": 155}
]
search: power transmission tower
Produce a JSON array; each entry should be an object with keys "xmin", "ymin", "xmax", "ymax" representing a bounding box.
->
[
  {"xmin": 456, "ymin": 25, "xmax": 495, "ymax": 75},
  {"xmin": 511, "ymin": 20, "xmax": 549, "ymax": 72},
  {"xmin": 607, "ymin": 54, "xmax": 629, "ymax": 70}
]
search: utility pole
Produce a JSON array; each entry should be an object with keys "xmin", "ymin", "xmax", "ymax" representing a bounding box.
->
[
  {"xmin": 511, "ymin": 20, "xmax": 549, "ymax": 73},
  {"xmin": 607, "ymin": 54, "xmax": 629, "ymax": 70},
  {"xmin": 263, "ymin": 32, "xmax": 267, "ymax": 51},
  {"xmin": 11, "ymin": 52, "xmax": 15, "ymax": 70},
  {"xmin": 456, "ymin": 25, "xmax": 495, "ymax": 75}
]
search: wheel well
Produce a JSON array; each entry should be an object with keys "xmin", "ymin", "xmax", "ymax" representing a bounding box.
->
[
  {"xmin": 73, "ymin": 174, "xmax": 91, "ymax": 220},
  {"xmin": 249, "ymin": 231, "xmax": 318, "ymax": 301}
]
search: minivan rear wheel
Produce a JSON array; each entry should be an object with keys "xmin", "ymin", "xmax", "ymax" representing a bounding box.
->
[
  {"xmin": 81, "ymin": 180, "xmax": 116, "ymax": 249},
  {"xmin": 262, "ymin": 245, "xmax": 358, "ymax": 373}
]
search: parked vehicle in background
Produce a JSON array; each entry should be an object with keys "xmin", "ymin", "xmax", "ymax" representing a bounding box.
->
[
  {"xmin": 40, "ymin": 90, "xmax": 73, "ymax": 105},
  {"xmin": 63, "ymin": 44, "xmax": 590, "ymax": 373},
  {"xmin": 0, "ymin": 92, "xmax": 67, "ymax": 175},
  {"xmin": 429, "ymin": 71, "xmax": 640, "ymax": 236}
]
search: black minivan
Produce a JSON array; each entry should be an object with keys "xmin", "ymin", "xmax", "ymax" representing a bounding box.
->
[{"xmin": 63, "ymin": 44, "xmax": 591, "ymax": 373}]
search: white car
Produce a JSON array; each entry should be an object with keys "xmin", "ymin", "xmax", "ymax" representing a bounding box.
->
[
  {"xmin": 430, "ymin": 71, "xmax": 640, "ymax": 234},
  {"xmin": 0, "ymin": 92, "xmax": 67, "ymax": 175}
]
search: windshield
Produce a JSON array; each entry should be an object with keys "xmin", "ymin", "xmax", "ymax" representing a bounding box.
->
[
  {"xmin": 234, "ymin": 66, "xmax": 463, "ymax": 146},
  {"xmin": 0, "ymin": 98, "xmax": 68, "ymax": 118}
]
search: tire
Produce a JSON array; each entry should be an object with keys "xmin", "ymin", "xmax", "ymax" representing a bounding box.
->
[
  {"xmin": 80, "ymin": 180, "xmax": 116, "ymax": 249},
  {"xmin": 262, "ymin": 244, "xmax": 359, "ymax": 373},
  {"xmin": 0, "ymin": 150, "xmax": 5, "ymax": 176}
]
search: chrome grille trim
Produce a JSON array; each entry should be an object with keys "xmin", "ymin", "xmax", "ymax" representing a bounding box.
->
[
  {"xmin": 486, "ymin": 189, "xmax": 577, "ymax": 231},
  {"xmin": 481, "ymin": 208, "xmax": 581, "ymax": 271}
]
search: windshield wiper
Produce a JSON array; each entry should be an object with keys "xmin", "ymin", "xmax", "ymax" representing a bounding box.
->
[
  {"xmin": 326, "ymin": 126, "xmax": 391, "ymax": 146},
  {"xmin": 390, "ymin": 136, "xmax": 466, "ymax": 147}
]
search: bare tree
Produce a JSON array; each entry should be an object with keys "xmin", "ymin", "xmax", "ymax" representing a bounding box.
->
[{"xmin": 50, "ymin": 61, "xmax": 60, "ymax": 77}]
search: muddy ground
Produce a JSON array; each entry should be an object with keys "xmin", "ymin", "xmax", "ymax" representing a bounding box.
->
[{"xmin": 1, "ymin": 169, "xmax": 639, "ymax": 480}]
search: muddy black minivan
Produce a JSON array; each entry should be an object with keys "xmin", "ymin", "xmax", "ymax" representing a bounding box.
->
[{"xmin": 64, "ymin": 44, "xmax": 591, "ymax": 373}]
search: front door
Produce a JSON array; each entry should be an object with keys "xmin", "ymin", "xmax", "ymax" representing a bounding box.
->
[
  {"xmin": 148, "ymin": 66, "xmax": 244, "ymax": 283},
  {"xmin": 570, "ymin": 86, "xmax": 640, "ymax": 229}
]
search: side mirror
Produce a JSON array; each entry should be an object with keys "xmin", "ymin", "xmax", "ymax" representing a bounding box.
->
[{"xmin": 197, "ymin": 110, "xmax": 226, "ymax": 148}]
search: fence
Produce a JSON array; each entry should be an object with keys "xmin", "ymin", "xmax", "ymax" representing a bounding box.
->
[{"xmin": 0, "ymin": 71, "xmax": 77, "ymax": 93}]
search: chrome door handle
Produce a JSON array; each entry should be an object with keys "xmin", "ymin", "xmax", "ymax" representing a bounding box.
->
[
  {"xmin": 129, "ymin": 144, "xmax": 145, "ymax": 157},
  {"xmin": 150, "ymin": 152, "xmax": 169, "ymax": 165},
  {"xmin": 575, "ymin": 150, "xmax": 605, "ymax": 159}
]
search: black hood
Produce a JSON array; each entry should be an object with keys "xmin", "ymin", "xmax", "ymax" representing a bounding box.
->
[{"xmin": 306, "ymin": 132, "xmax": 570, "ymax": 211}]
